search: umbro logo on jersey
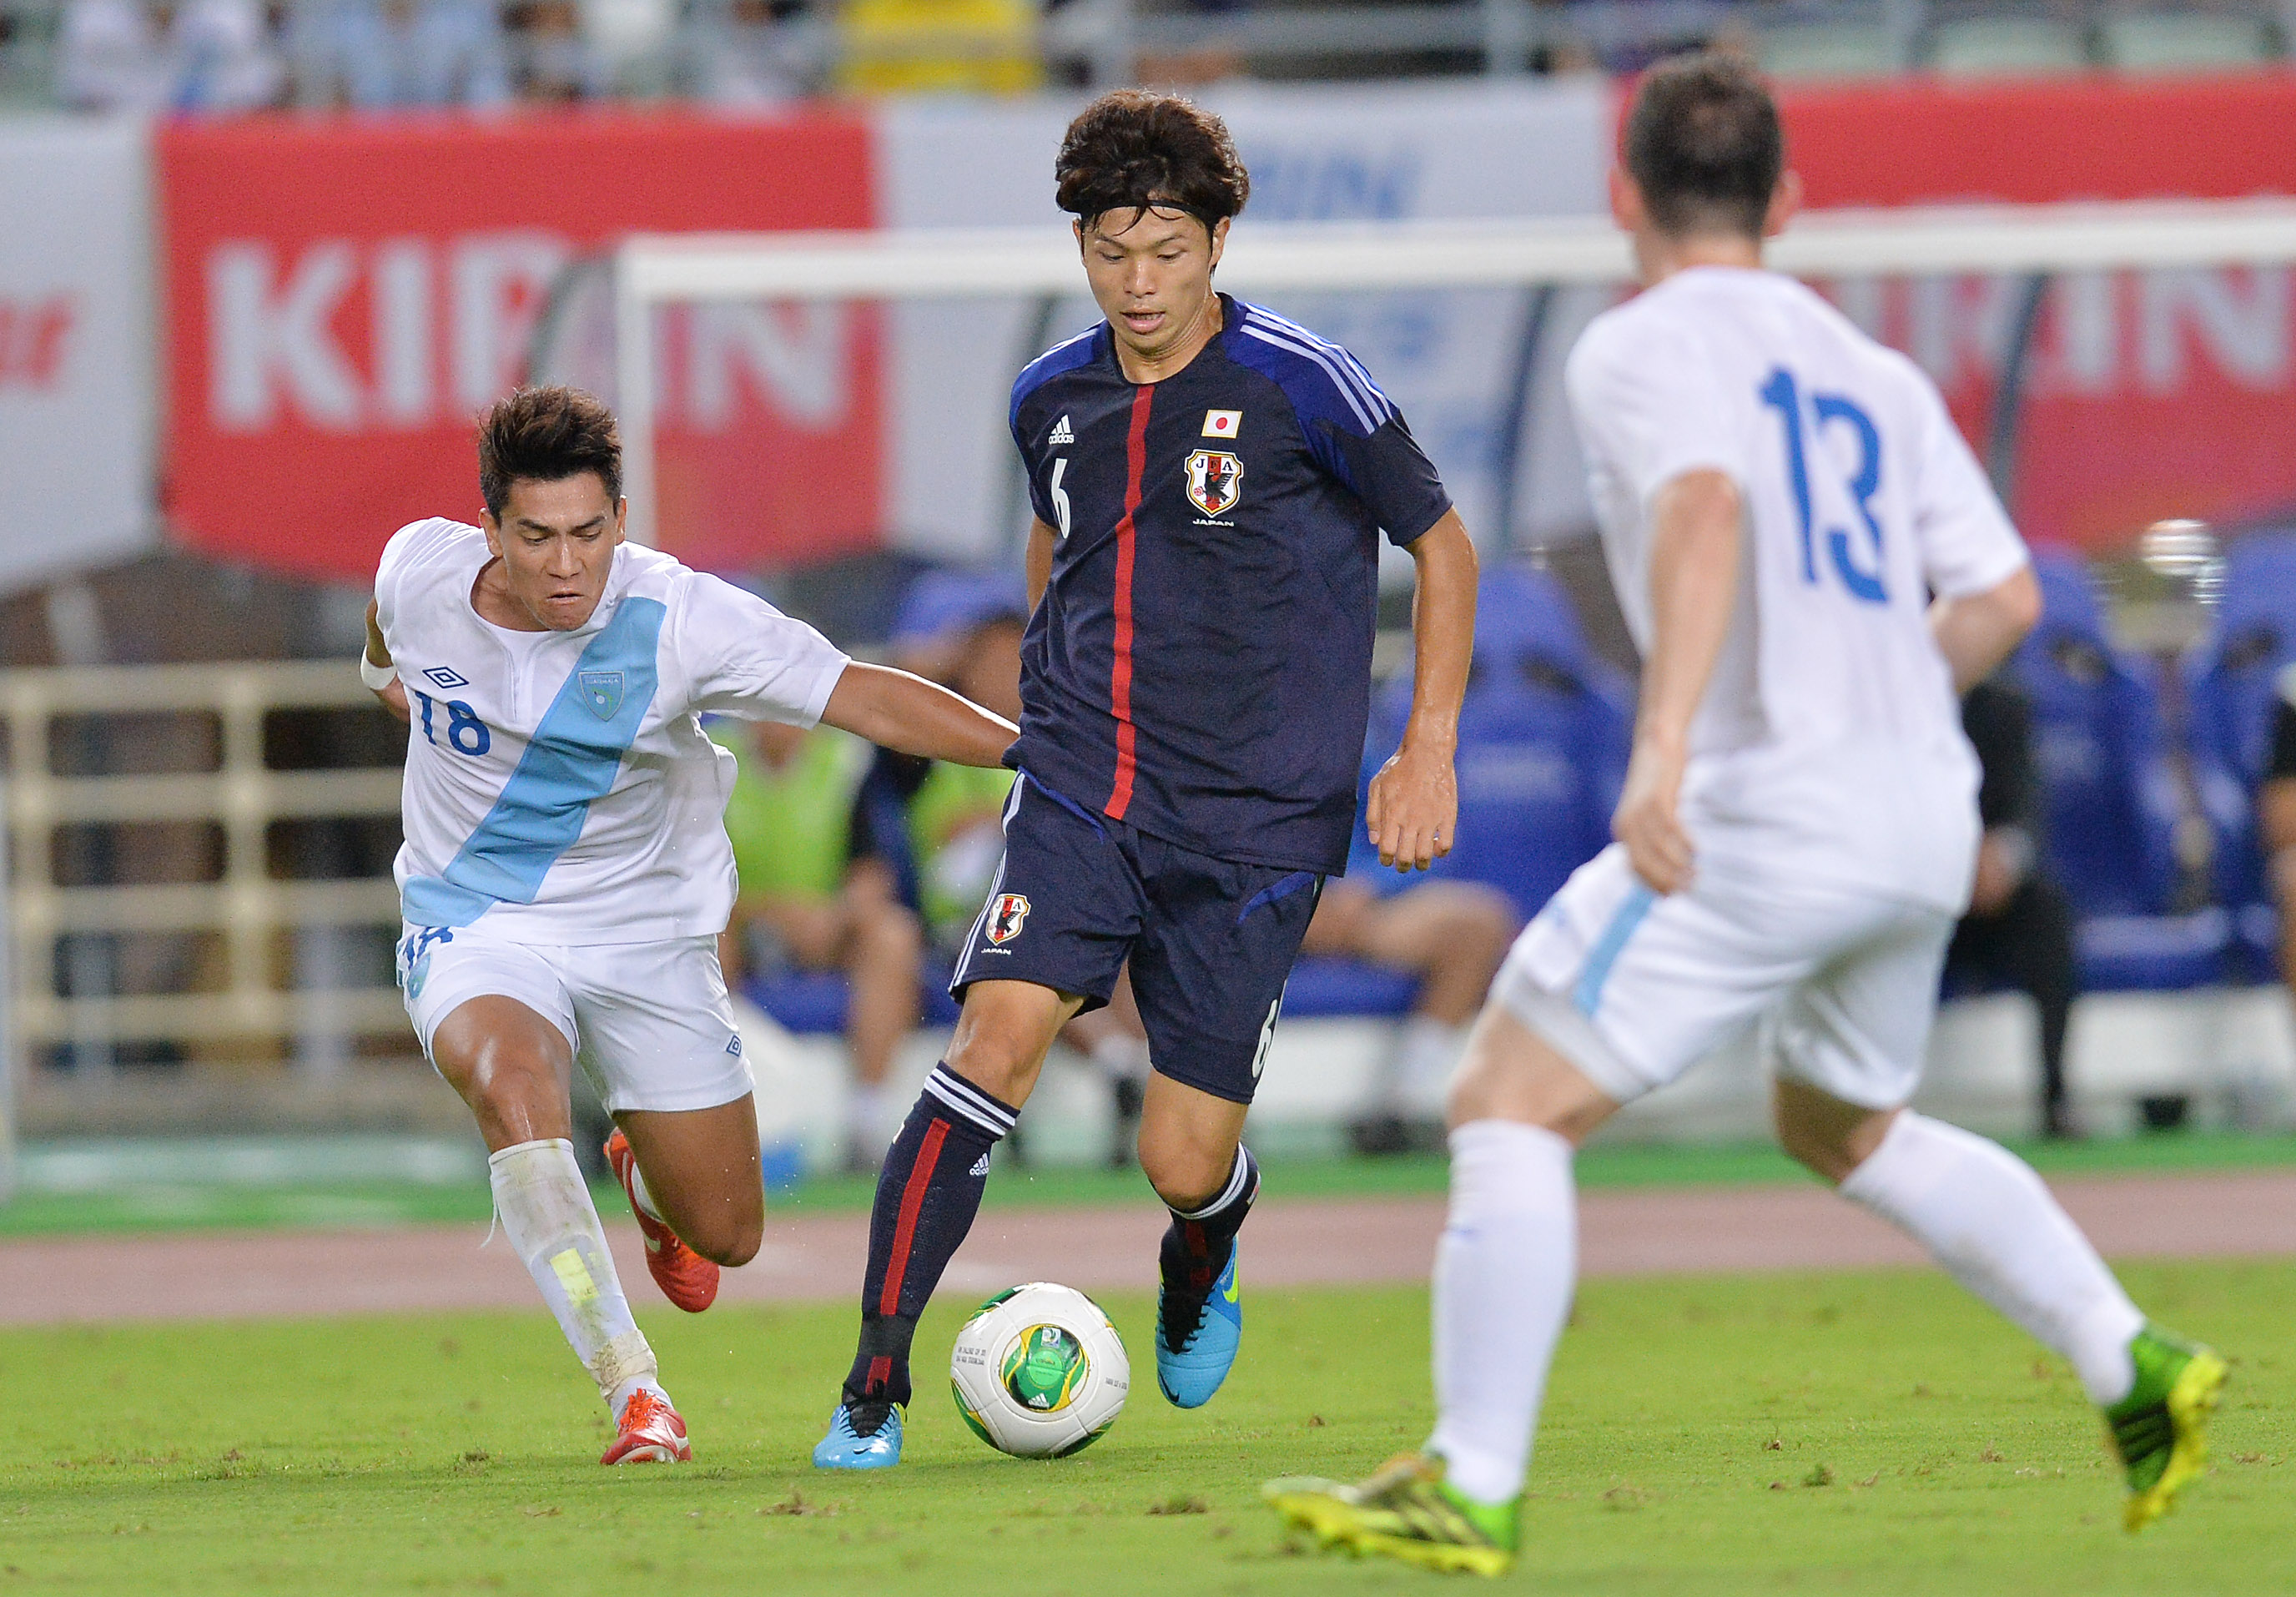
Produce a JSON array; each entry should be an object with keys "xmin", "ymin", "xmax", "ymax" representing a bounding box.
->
[
  {"xmin": 422, "ymin": 666, "xmax": 470, "ymax": 690},
  {"xmin": 1047, "ymin": 415, "xmax": 1075, "ymax": 446},
  {"xmin": 1201, "ymin": 409, "xmax": 1241, "ymax": 439},
  {"xmin": 1186, "ymin": 449, "xmax": 1244, "ymax": 518}
]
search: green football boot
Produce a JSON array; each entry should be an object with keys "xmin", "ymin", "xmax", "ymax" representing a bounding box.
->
[
  {"xmin": 1264, "ymin": 1452, "xmax": 1518, "ymax": 1577},
  {"xmin": 2105, "ymin": 1324, "xmax": 2227, "ymax": 1533}
]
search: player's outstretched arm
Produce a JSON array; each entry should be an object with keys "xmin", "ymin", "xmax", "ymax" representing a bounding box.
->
[
  {"xmin": 819, "ymin": 661, "xmax": 1019, "ymax": 770},
  {"xmin": 1367, "ymin": 509, "xmax": 1477, "ymax": 872},
  {"xmin": 1928, "ymin": 565, "xmax": 2041, "ymax": 693},
  {"xmin": 362, "ymin": 599, "xmax": 410, "ymax": 725},
  {"xmin": 1616, "ymin": 469, "xmax": 1742, "ymax": 896}
]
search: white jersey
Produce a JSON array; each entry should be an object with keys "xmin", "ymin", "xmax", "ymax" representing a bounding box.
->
[
  {"xmin": 1564, "ymin": 266, "xmax": 2030, "ymax": 914},
  {"xmin": 374, "ymin": 519, "xmax": 849, "ymax": 944}
]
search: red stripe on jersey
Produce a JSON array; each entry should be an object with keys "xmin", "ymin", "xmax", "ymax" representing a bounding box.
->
[
  {"xmin": 878, "ymin": 1118, "xmax": 948, "ymax": 1317},
  {"xmin": 1107, "ymin": 384, "xmax": 1156, "ymax": 820}
]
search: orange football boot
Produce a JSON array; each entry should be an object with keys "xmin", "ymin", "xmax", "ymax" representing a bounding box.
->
[
  {"xmin": 600, "ymin": 1388, "xmax": 692, "ymax": 1465},
  {"xmin": 603, "ymin": 1130, "xmax": 720, "ymax": 1312}
]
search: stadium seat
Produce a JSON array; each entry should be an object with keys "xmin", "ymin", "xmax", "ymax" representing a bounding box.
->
[
  {"xmin": 1281, "ymin": 956, "xmax": 1420, "ymax": 1019},
  {"xmin": 1757, "ymin": 22, "xmax": 1902, "ymax": 79},
  {"xmin": 2013, "ymin": 550, "xmax": 2226, "ymax": 989},
  {"xmin": 1927, "ymin": 16, "xmax": 2092, "ymax": 77},
  {"xmin": 2185, "ymin": 528, "xmax": 2296, "ymax": 977},
  {"xmin": 745, "ymin": 969, "xmax": 961, "ymax": 1035},
  {"xmin": 2099, "ymin": 11, "xmax": 2275, "ymax": 73},
  {"xmin": 1352, "ymin": 563, "xmax": 1631, "ymax": 924}
]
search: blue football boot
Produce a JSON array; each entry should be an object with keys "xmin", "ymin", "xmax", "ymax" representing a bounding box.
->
[
  {"xmin": 812, "ymin": 1400, "xmax": 904, "ymax": 1469},
  {"xmin": 1156, "ymin": 1248, "xmax": 1242, "ymax": 1408}
]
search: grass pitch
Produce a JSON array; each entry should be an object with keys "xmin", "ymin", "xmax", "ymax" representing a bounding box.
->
[
  {"xmin": 12, "ymin": 1128, "xmax": 2296, "ymax": 1237},
  {"xmin": 6, "ymin": 1262, "xmax": 2290, "ymax": 1595}
]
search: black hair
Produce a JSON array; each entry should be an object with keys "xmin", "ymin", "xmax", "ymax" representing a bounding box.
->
[
  {"xmin": 477, "ymin": 385, "xmax": 622, "ymax": 520},
  {"xmin": 1623, "ymin": 52, "xmax": 1785, "ymax": 239},
  {"xmin": 1055, "ymin": 89, "xmax": 1250, "ymax": 238}
]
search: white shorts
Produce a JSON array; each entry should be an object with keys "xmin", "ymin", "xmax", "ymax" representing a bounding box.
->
[
  {"xmin": 1490, "ymin": 844, "xmax": 1953, "ymax": 1111},
  {"xmin": 396, "ymin": 922, "xmax": 753, "ymax": 1115}
]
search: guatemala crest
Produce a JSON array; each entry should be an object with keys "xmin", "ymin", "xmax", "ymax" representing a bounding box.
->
[
  {"xmin": 985, "ymin": 893, "xmax": 1032, "ymax": 945},
  {"xmin": 577, "ymin": 670, "xmax": 624, "ymax": 719},
  {"xmin": 1185, "ymin": 449, "xmax": 1243, "ymax": 517}
]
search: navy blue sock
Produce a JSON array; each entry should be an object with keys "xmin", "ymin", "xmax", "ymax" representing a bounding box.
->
[
  {"xmin": 1156, "ymin": 1145, "xmax": 1259, "ymax": 1343},
  {"xmin": 843, "ymin": 1064, "xmax": 1016, "ymax": 1408}
]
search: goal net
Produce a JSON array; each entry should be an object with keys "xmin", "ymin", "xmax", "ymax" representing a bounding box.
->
[{"xmin": 527, "ymin": 199, "xmax": 2296, "ymax": 588}]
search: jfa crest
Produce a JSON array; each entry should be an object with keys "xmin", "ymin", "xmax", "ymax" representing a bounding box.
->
[
  {"xmin": 578, "ymin": 671, "xmax": 623, "ymax": 719},
  {"xmin": 985, "ymin": 893, "xmax": 1031, "ymax": 945},
  {"xmin": 1185, "ymin": 449, "xmax": 1243, "ymax": 517}
]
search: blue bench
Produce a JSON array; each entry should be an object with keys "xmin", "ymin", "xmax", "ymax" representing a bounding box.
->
[{"xmin": 746, "ymin": 969, "xmax": 961, "ymax": 1035}]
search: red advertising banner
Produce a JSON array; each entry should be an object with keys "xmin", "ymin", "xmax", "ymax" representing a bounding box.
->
[
  {"xmin": 159, "ymin": 110, "xmax": 879, "ymax": 582},
  {"xmin": 1780, "ymin": 74, "xmax": 2296, "ymax": 551}
]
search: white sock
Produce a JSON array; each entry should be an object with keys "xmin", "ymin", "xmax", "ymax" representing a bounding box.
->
[
  {"xmin": 1425, "ymin": 1120, "xmax": 1577, "ymax": 1504},
  {"xmin": 490, "ymin": 1138, "xmax": 666, "ymax": 1413},
  {"xmin": 1392, "ymin": 1017, "xmax": 1468, "ymax": 1118},
  {"xmin": 848, "ymin": 1081, "xmax": 892, "ymax": 1151},
  {"xmin": 1840, "ymin": 1112, "xmax": 2143, "ymax": 1405}
]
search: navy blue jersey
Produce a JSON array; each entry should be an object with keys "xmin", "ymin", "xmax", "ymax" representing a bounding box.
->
[{"xmin": 1008, "ymin": 294, "xmax": 1452, "ymax": 874}]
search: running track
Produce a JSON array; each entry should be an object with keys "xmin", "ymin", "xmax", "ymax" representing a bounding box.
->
[{"xmin": 4, "ymin": 1170, "xmax": 2292, "ymax": 1325}]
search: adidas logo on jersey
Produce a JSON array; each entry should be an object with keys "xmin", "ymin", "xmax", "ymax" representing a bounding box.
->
[
  {"xmin": 970, "ymin": 1152, "xmax": 991, "ymax": 1177},
  {"xmin": 1047, "ymin": 415, "xmax": 1075, "ymax": 446}
]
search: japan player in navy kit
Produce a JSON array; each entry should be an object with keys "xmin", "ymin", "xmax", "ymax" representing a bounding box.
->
[{"xmin": 817, "ymin": 90, "xmax": 1479, "ymax": 1468}]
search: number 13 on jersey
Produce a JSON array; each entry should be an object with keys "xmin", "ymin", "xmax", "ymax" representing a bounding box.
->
[{"xmin": 1760, "ymin": 366, "xmax": 1887, "ymax": 606}]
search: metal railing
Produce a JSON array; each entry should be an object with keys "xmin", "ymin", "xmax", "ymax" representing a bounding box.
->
[{"xmin": 1, "ymin": 661, "xmax": 406, "ymax": 1069}]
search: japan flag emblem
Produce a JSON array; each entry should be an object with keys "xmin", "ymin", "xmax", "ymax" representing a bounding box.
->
[
  {"xmin": 1201, "ymin": 410, "xmax": 1241, "ymax": 439},
  {"xmin": 985, "ymin": 893, "xmax": 1032, "ymax": 945},
  {"xmin": 1186, "ymin": 449, "xmax": 1244, "ymax": 517}
]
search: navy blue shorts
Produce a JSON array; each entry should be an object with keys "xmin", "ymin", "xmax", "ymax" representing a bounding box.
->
[{"xmin": 951, "ymin": 773, "xmax": 1322, "ymax": 1105}]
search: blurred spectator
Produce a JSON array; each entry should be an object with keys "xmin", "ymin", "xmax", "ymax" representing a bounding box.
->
[
  {"xmin": 60, "ymin": 0, "xmax": 283, "ymax": 112},
  {"xmin": 59, "ymin": 0, "xmax": 159, "ymax": 106},
  {"xmin": 718, "ymin": 718, "xmax": 924, "ymax": 1171},
  {"xmin": 1136, "ymin": 39, "xmax": 1242, "ymax": 88},
  {"xmin": 846, "ymin": 580, "xmax": 1022, "ymax": 980},
  {"xmin": 1945, "ymin": 674, "xmax": 2080, "ymax": 1139},
  {"xmin": 169, "ymin": 0, "xmax": 283, "ymax": 107},
  {"xmin": 835, "ymin": 0, "xmax": 1039, "ymax": 96},
  {"xmin": 59, "ymin": 0, "xmax": 169, "ymax": 108},
  {"xmin": 859, "ymin": 569, "xmax": 1154, "ymax": 1166},
  {"xmin": 2258, "ymin": 666, "xmax": 2296, "ymax": 998},
  {"xmin": 288, "ymin": 0, "xmax": 511, "ymax": 108},
  {"xmin": 510, "ymin": 0, "xmax": 605, "ymax": 99},
  {"xmin": 1305, "ymin": 874, "xmax": 1516, "ymax": 1154},
  {"xmin": 685, "ymin": 0, "xmax": 822, "ymax": 103}
]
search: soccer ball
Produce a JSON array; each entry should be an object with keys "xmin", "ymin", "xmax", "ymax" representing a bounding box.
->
[{"xmin": 949, "ymin": 1282, "xmax": 1129, "ymax": 1458}]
